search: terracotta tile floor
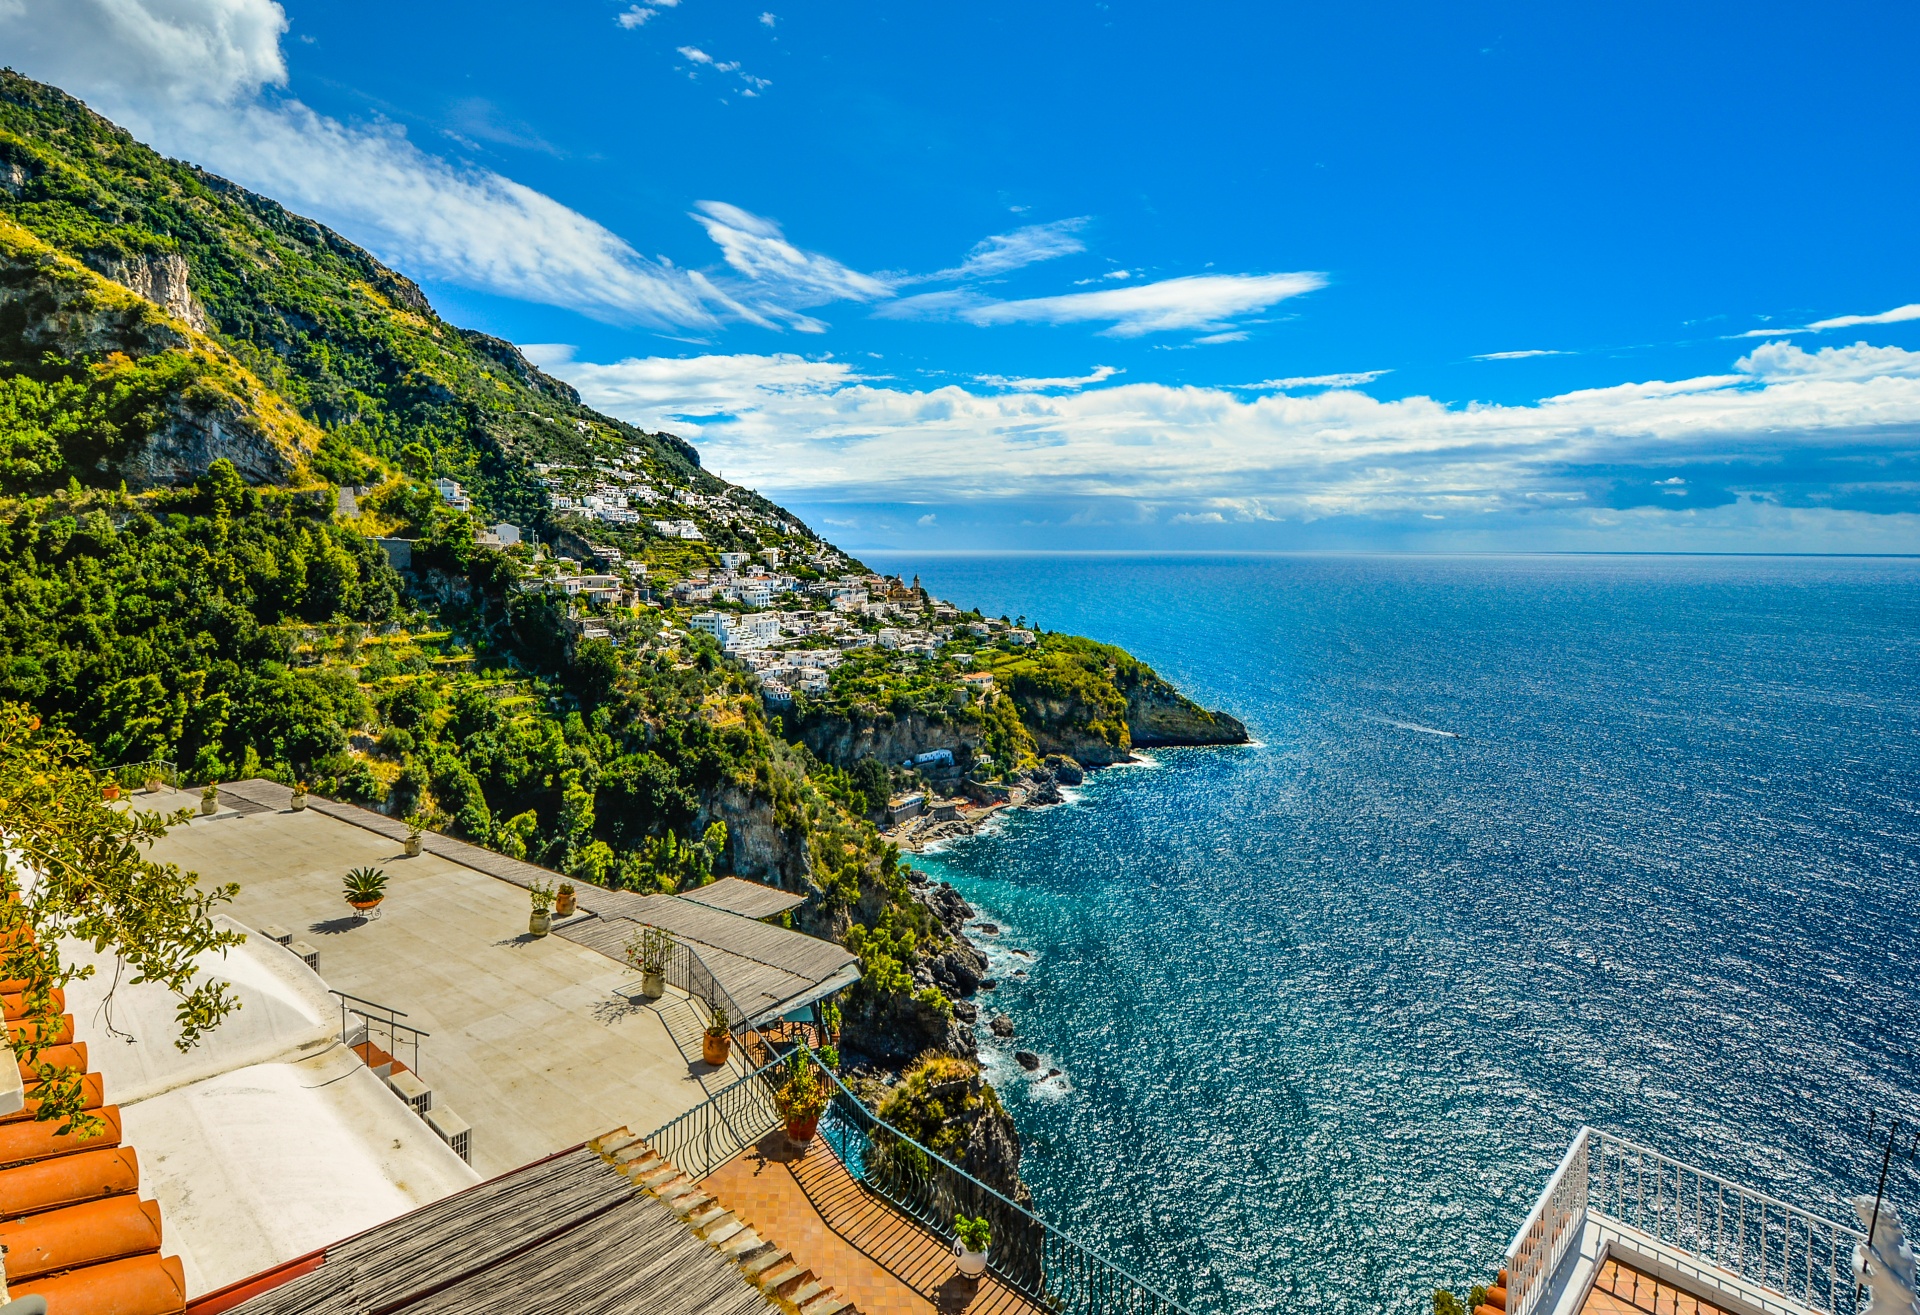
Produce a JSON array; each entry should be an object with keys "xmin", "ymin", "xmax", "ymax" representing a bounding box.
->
[
  {"xmin": 1582, "ymin": 1259, "xmax": 1742, "ymax": 1315},
  {"xmin": 701, "ymin": 1129, "xmax": 1049, "ymax": 1315}
]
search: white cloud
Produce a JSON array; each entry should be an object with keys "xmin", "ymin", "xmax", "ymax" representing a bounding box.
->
[
  {"xmin": 536, "ymin": 341, "xmax": 1920, "ymax": 525},
  {"xmin": 1732, "ymin": 302, "xmax": 1920, "ymax": 338},
  {"xmin": 973, "ymin": 366, "xmax": 1121, "ymax": 392},
  {"xmin": 882, "ymin": 272, "xmax": 1326, "ymax": 337},
  {"xmin": 1474, "ymin": 349, "xmax": 1567, "ymax": 360},
  {"xmin": 1805, "ymin": 303, "xmax": 1920, "ymax": 332},
  {"xmin": 1246, "ymin": 370, "xmax": 1391, "ymax": 390},
  {"xmin": 760, "ymin": 12, "xmax": 777, "ymax": 25},
  {"xmin": 925, "ymin": 219, "xmax": 1089, "ymax": 281},
  {"xmin": 690, "ymin": 201, "xmax": 891, "ymax": 321},
  {"xmin": 616, "ymin": 6, "xmax": 656, "ymax": 28}
]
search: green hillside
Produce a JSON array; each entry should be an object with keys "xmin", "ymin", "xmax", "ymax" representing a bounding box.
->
[{"xmin": 0, "ymin": 70, "xmax": 1243, "ymax": 1066}]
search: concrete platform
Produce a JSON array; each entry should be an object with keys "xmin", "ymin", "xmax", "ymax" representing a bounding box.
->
[{"xmin": 142, "ymin": 795, "xmax": 756, "ymax": 1178}]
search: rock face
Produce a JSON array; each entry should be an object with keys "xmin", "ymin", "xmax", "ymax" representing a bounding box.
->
[
  {"xmin": 989, "ymin": 1014, "xmax": 1016, "ymax": 1038},
  {"xmin": 798, "ymin": 708, "xmax": 982, "ymax": 773},
  {"xmin": 700, "ymin": 782, "xmax": 811, "ymax": 888},
  {"xmin": 872, "ymin": 1054, "xmax": 1030, "ymax": 1206},
  {"xmin": 1120, "ymin": 668, "xmax": 1249, "ymax": 747},
  {"xmin": 97, "ymin": 252, "xmax": 209, "ymax": 333}
]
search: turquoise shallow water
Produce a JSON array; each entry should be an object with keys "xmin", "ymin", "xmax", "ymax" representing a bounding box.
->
[{"xmin": 860, "ymin": 553, "xmax": 1920, "ymax": 1314}]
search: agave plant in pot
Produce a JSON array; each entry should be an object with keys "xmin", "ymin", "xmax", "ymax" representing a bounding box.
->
[
  {"xmin": 624, "ymin": 926, "xmax": 673, "ymax": 999},
  {"xmin": 343, "ymin": 866, "xmax": 388, "ymax": 919},
  {"xmin": 701, "ymin": 1003, "xmax": 731, "ymax": 1066},
  {"xmin": 952, "ymin": 1215, "xmax": 991, "ymax": 1278},
  {"xmin": 773, "ymin": 1044, "xmax": 831, "ymax": 1148},
  {"xmin": 528, "ymin": 880, "xmax": 556, "ymax": 937}
]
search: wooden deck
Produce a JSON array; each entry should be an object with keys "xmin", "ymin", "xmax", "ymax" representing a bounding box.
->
[{"xmin": 702, "ymin": 1130, "xmax": 1049, "ymax": 1315}]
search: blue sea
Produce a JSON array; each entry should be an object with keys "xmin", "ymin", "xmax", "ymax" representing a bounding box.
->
[{"xmin": 859, "ymin": 553, "xmax": 1920, "ymax": 1314}]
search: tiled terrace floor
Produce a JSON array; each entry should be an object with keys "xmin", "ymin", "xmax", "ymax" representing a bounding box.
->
[
  {"xmin": 1582, "ymin": 1259, "xmax": 1742, "ymax": 1315},
  {"xmin": 702, "ymin": 1130, "xmax": 1048, "ymax": 1315}
]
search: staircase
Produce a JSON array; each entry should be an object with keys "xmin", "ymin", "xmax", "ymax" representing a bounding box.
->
[{"xmin": 588, "ymin": 1128, "xmax": 860, "ymax": 1315}]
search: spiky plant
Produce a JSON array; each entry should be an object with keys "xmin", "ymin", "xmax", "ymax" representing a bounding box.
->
[{"xmin": 343, "ymin": 866, "xmax": 388, "ymax": 906}]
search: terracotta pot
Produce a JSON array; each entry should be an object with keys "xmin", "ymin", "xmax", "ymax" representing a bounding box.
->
[
  {"xmin": 529, "ymin": 909, "xmax": 552, "ymax": 937},
  {"xmin": 101, "ymin": 784, "xmax": 120, "ymax": 801},
  {"xmin": 702, "ymin": 1030, "xmax": 731, "ymax": 1066},
  {"xmin": 785, "ymin": 1112, "xmax": 821, "ymax": 1146},
  {"xmin": 555, "ymin": 889, "xmax": 577, "ymax": 917},
  {"xmin": 349, "ymin": 898, "xmax": 381, "ymax": 917}
]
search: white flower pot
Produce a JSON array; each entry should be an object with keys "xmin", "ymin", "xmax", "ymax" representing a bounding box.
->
[
  {"xmin": 291, "ymin": 794, "xmax": 308, "ymax": 811},
  {"xmin": 405, "ymin": 835, "xmax": 423, "ymax": 857},
  {"xmin": 953, "ymin": 1240, "xmax": 988, "ymax": 1278},
  {"xmin": 641, "ymin": 969, "xmax": 666, "ymax": 999}
]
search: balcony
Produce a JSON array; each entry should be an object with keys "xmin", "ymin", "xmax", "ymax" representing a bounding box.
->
[
  {"xmin": 644, "ymin": 1056, "xmax": 1191, "ymax": 1315},
  {"xmin": 1497, "ymin": 1128, "xmax": 1893, "ymax": 1315}
]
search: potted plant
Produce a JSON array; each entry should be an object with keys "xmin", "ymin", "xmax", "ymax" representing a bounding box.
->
[
  {"xmin": 702, "ymin": 1003, "xmax": 731, "ymax": 1066},
  {"xmin": 528, "ymin": 880, "xmax": 556, "ymax": 937},
  {"xmin": 343, "ymin": 866, "xmax": 388, "ymax": 918},
  {"xmin": 952, "ymin": 1216, "xmax": 991, "ymax": 1278},
  {"xmin": 772, "ymin": 1044, "xmax": 830, "ymax": 1147},
  {"xmin": 555, "ymin": 881, "xmax": 577, "ymax": 918},
  {"xmin": 200, "ymin": 782, "xmax": 220, "ymax": 816},
  {"xmin": 404, "ymin": 813, "xmax": 425, "ymax": 857},
  {"xmin": 625, "ymin": 926, "xmax": 673, "ymax": 998},
  {"xmin": 290, "ymin": 782, "xmax": 308, "ymax": 811},
  {"xmin": 144, "ymin": 771, "xmax": 164, "ymax": 794},
  {"xmin": 101, "ymin": 779, "xmax": 121, "ymax": 801}
]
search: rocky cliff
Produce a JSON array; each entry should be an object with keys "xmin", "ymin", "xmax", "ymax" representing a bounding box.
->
[
  {"xmin": 1120, "ymin": 667, "xmax": 1249, "ymax": 747},
  {"xmin": 799, "ymin": 708, "xmax": 984, "ymax": 772}
]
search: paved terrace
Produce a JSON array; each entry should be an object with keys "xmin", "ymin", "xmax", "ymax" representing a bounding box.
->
[{"xmin": 139, "ymin": 781, "xmax": 849, "ymax": 1179}]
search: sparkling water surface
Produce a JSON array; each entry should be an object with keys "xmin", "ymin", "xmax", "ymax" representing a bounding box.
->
[{"xmin": 859, "ymin": 553, "xmax": 1920, "ymax": 1314}]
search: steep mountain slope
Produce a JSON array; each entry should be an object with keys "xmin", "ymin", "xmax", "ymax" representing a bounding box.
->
[{"xmin": 0, "ymin": 71, "xmax": 1244, "ymax": 1076}]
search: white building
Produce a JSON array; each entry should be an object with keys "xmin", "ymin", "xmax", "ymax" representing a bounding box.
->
[{"xmin": 719, "ymin": 552, "xmax": 752, "ymax": 570}]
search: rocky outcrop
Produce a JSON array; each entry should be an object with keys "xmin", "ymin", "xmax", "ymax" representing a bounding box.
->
[
  {"xmin": 116, "ymin": 395, "xmax": 301, "ymax": 488},
  {"xmin": 798, "ymin": 709, "xmax": 983, "ymax": 772},
  {"xmin": 1119, "ymin": 667, "xmax": 1249, "ymax": 747},
  {"xmin": 699, "ymin": 782, "xmax": 812, "ymax": 890},
  {"xmin": 458, "ymin": 328, "xmax": 582, "ymax": 405},
  {"xmin": 870, "ymin": 1054, "xmax": 1030, "ymax": 1207},
  {"xmin": 94, "ymin": 252, "xmax": 209, "ymax": 333}
]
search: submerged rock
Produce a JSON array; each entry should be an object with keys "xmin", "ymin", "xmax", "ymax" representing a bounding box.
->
[{"xmin": 989, "ymin": 1014, "xmax": 1015, "ymax": 1038}]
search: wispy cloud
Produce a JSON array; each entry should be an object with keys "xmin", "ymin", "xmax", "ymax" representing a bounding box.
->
[
  {"xmin": 973, "ymin": 366, "xmax": 1121, "ymax": 392},
  {"xmin": 1474, "ymin": 348, "xmax": 1567, "ymax": 360},
  {"xmin": 1731, "ymin": 302, "xmax": 1920, "ymax": 338},
  {"xmin": 924, "ymin": 219, "xmax": 1089, "ymax": 282},
  {"xmin": 690, "ymin": 201, "xmax": 891, "ymax": 326},
  {"xmin": 537, "ymin": 340, "xmax": 1920, "ymax": 539},
  {"xmin": 882, "ymin": 271, "xmax": 1326, "ymax": 337},
  {"xmin": 1243, "ymin": 370, "xmax": 1391, "ymax": 390}
]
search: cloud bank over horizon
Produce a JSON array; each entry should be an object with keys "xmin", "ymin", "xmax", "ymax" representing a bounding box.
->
[{"xmin": 523, "ymin": 338, "xmax": 1920, "ymax": 549}]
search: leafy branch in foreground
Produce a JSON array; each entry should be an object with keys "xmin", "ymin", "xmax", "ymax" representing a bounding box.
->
[{"xmin": 0, "ymin": 702, "xmax": 242, "ymax": 1134}]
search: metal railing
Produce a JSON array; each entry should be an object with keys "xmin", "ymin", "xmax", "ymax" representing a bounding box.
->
[
  {"xmin": 1504, "ymin": 1128, "xmax": 1593, "ymax": 1315},
  {"xmin": 1505, "ymin": 1128, "xmax": 1866, "ymax": 1315},
  {"xmin": 633, "ymin": 924, "xmax": 782, "ymax": 1066},
  {"xmin": 332, "ymin": 989, "xmax": 429, "ymax": 1077},
  {"xmin": 1588, "ymin": 1130, "xmax": 1862, "ymax": 1315},
  {"xmin": 644, "ymin": 1056, "xmax": 1193, "ymax": 1315}
]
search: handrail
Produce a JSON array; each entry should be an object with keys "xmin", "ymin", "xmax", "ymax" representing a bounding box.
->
[
  {"xmin": 1505, "ymin": 1127, "xmax": 1866, "ymax": 1315},
  {"xmin": 632, "ymin": 923, "xmax": 782, "ymax": 1066},
  {"xmin": 642, "ymin": 1056, "xmax": 1194, "ymax": 1315},
  {"xmin": 331, "ymin": 989, "xmax": 429, "ymax": 1078},
  {"xmin": 1503, "ymin": 1128, "xmax": 1591, "ymax": 1315},
  {"xmin": 1587, "ymin": 1129, "xmax": 1863, "ymax": 1315}
]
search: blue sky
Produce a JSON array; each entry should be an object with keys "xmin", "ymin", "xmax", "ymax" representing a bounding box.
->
[{"xmin": 7, "ymin": 0, "xmax": 1920, "ymax": 550}]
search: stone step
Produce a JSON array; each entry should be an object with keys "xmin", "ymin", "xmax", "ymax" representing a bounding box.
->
[
  {"xmin": 739, "ymin": 1247, "xmax": 791, "ymax": 1278},
  {"xmin": 719, "ymin": 1229, "xmax": 763, "ymax": 1257},
  {"xmin": 689, "ymin": 1204, "xmax": 730, "ymax": 1230},
  {"xmin": 704, "ymin": 1218, "xmax": 745, "ymax": 1246},
  {"xmin": 772, "ymin": 1269, "xmax": 817, "ymax": 1301},
  {"xmin": 756, "ymin": 1264, "xmax": 807, "ymax": 1294},
  {"xmin": 640, "ymin": 1167, "xmax": 681, "ymax": 1190},
  {"xmin": 668, "ymin": 1190, "xmax": 714, "ymax": 1217},
  {"xmin": 597, "ymin": 1131, "xmax": 642, "ymax": 1157},
  {"xmin": 787, "ymin": 1280, "xmax": 828, "ymax": 1307},
  {"xmin": 625, "ymin": 1152, "xmax": 665, "ymax": 1176},
  {"xmin": 799, "ymin": 1298, "xmax": 852, "ymax": 1315}
]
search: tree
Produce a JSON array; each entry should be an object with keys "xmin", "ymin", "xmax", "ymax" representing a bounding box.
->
[{"xmin": 0, "ymin": 703, "xmax": 242, "ymax": 1134}]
